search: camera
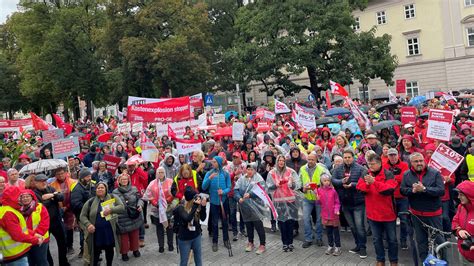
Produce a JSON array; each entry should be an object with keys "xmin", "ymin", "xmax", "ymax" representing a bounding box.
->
[{"xmin": 461, "ymin": 236, "xmax": 473, "ymax": 251}]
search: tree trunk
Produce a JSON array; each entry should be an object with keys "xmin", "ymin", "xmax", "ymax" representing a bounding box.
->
[
  {"xmin": 72, "ymin": 96, "xmax": 80, "ymax": 122},
  {"xmin": 8, "ymin": 107, "xmax": 13, "ymax": 120},
  {"xmin": 86, "ymin": 100, "xmax": 93, "ymax": 121},
  {"xmin": 161, "ymin": 80, "xmax": 170, "ymax": 98},
  {"xmin": 63, "ymin": 107, "xmax": 70, "ymax": 123},
  {"xmin": 306, "ymin": 65, "xmax": 319, "ymax": 97}
]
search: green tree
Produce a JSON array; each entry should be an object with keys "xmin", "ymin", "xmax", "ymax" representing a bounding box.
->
[{"xmin": 228, "ymin": 0, "xmax": 397, "ymax": 97}]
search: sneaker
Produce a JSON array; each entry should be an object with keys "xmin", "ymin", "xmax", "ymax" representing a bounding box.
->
[
  {"xmin": 302, "ymin": 241, "xmax": 312, "ymax": 248},
  {"xmin": 256, "ymin": 245, "xmax": 265, "ymax": 255},
  {"xmin": 245, "ymin": 242, "xmax": 254, "ymax": 252},
  {"xmin": 169, "ymin": 246, "xmax": 174, "ymax": 252},
  {"xmin": 325, "ymin": 246, "xmax": 334, "ymax": 255},
  {"xmin": 133, "ymin": 250, "xmax": 141, "ymax": 258},
  {"xmin": 401, "ymin": 242, "xmax": 408, "ymax": 250},
  {"xmin": 288, "ymin": 244, "xmax": 294, "ymax": 252},
  {"xmin": 139, "ymin": 240, "xmax": 145, "ymax": 247},
  {"xmin": 233, "ymin": 234, "xmax": 239, "ymax": 241},
  {"xmin": 282, "ymin": 245, "xmax": 288, "ymax": 252},
  {"xmin": 333, "ymin": 247, "xmax": 342, "ymax": 256},
  {"xmin": 349, "ymin": 247, "xmax": 360, "ymax": 254},
  {"xmin": 315, "ymin": 239, "xmax": 324, "ymax": 247},
  {"xmin": 212, "ymin": 243, "xmax": 218, "ymax": 252},
  {"xmin": 122, "ymin": 254, "xmax": 129, "ymax": 261},
  {"xmin": 359, "ymin": 249, "xmax": 367, "ymax": 259},
  {"xmin": 159, "ymin": 247, "xmax": 164, "ymax": 253}
]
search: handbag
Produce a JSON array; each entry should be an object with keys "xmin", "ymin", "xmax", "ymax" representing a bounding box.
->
[{"xmin": 126, "ymin": 205, "xmax": 140, "ymax": 219}]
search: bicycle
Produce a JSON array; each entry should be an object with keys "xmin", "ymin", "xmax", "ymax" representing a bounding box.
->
[{"xmin": 399, "ymin": 211, "xmax": 457, "ymax": 266}]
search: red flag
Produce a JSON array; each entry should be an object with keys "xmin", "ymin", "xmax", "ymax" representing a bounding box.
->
[
  {"xmin": 52, "ymin": 114, "xmax": 73, "ymax": 135},
  {"xmin": 30, "ymin": 112, "xmax": 50, "ymax": 131},
  {"xmin": 326, "ymin": 90, "xmax": 332, "ymax": 109},
  {"xmin": 168, "ymin": 125, "xmax": 177, "ymax": 140},
  {"xmin": 329, "ymin": 80, "xmax": 349, "ymax": 97}
]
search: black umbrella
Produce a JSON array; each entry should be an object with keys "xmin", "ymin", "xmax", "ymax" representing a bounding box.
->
[
  {"xmin": 315, "ymin": 117, "xmax": 340, "ymax": 126},
  {"xmin": 419, "ymin": 113, "xmax": 429, "ymax": 119},
  {"xmin": 375, "ymin": 102, "xmax": 398, "ymax": 112},
  {"xmin": 371, "ymin": 120, "xmax": 402, "ymax": 132},
  {"xmin": 332, "ymin": 97, "xmax": 345, "ymax": 105},
  {"xmin": 371, "ymin": 94, "xmax": 389, "ymax": 101}
]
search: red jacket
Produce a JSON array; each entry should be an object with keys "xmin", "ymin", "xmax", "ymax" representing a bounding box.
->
[
  {"xmin": 130, "ymin": 167, "xmax": 148, "ymax": 197},
  {"xmin": 174, "ymin": 177, "xmax": 198, "ymax": 200},
  {"xmin": 23, "ymin": 190, "xmax": 50, "ymax": 243},
  {"xmin": 0, "ymin": 187, "xmax": 39, "ymax": 262},
  {"xmin": 452, "ymin": 181, "xmax": 474, "ymax": 262},
  {"xmin": 382, "ymin": 160, "xmax": 409, "ymax": 199},
  {"xmin": 356, "ymin": 169, "xmax": 397, "ymax": 222}
]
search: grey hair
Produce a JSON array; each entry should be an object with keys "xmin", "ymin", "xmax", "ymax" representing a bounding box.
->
[
  {"xmin": 365, "ymin": 152, "xmax": 381, "ymax": 164},
  {"xmin": 7, "ymin": 168, "xmax": 17, "ymax": 176},
  {"xmin": 409, "ymin": 152, "xmax": 424, "ymax": 161}
]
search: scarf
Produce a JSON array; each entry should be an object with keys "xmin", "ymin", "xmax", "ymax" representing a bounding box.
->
[{"xmin": 20, "ymin": 200, "xmax": 36, "ymax": 217}]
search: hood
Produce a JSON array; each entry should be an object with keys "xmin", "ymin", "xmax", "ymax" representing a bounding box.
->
[
  {"xmin": 20, "ymin": 189, "xmax": 39, "ymax": 201},
  {"xmin": 461, "ymin": 124, "xmax": 471, "ymax": 132},
  {"xmin": 425, "ymin": 143, "xmax": 436, "ymax": 152},
  {"xmin": 353, "ymin": 130, "xmax": 363, "ymax": 137},
  {"xmin": 457, "ymin": 181, "xmax": 474, "ymax": 203},
  {"xmin": 360, "ymin": 143, "xmax": 371, "ymax": 151},
  {"xmin": 2, "ymin": 186, "xmax": 22, "ymax": 210},
  {"xmin": 214, "ymin": 156, "xmax": 224, "ymax": 170},
  {"xmin": 263, "ymin": 150, "xmax": 275, "ymax": 159},
  {"xmin": 163, "ymin": 153, "xmax": 176, "ymax": 166},
  {"xmin": 289, "ymin": 147, "xmax": 301, "ymax": 159},
  {"xmin": 321, "ymin": 127, "xmax": 332, "ymax": 139}
]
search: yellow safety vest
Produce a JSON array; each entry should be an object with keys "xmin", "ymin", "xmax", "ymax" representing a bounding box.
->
[
  {"xmin": 300, "ymin": 164, "xmax": 324, "ymax": 201},
  {"xmin": 174, "ymin": 170, "xmax": 198, "ymax": 191},
  {"xmin": 31, "ymin": 204, "xmax": 49, "ymax": 239},
  {"xmin": 0, "ymin": 206, "xmax": 32, "ymax": 259},
  {"xmin": 467, "ymin": 154, "xmax": 474, "ymax": 182}
]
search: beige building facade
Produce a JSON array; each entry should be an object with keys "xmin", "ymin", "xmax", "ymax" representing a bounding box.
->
[{"xmin": 246, "ymin": 0, "xmax": 474, "ymax": 106}]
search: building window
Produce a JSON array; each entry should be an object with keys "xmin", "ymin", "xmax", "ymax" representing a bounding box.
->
[
  {"xmin": 376, "ymin": 11, "xmax": 386, "ymax": 25},
  {"xmin": 358, "ymin": 87, "xmax": 369, "ymax": 101},
  {"xmin": 407, "ymin": 37, "xmax": 420, "ymax": 55},
  {"xmin": 406, "ymin": 81, "xmax": 419, "ymax": 97},
  {"xmin": 404, "ymin": 4, "xmax": 416, "ymax": 19},
  {"xmin": 468, "ymin": 27, "xmax": 474, "ymax": 46},
  {"xmin": 246, "ymin": 97, "xmax": 254, "ymax": 106},
  {"xmin": 353, "ymin": 17, "xmax": 360, "ymax": 31},
  {"xmin": 466, "ymin": 0, "xmax": 474, "ymax": 7}
]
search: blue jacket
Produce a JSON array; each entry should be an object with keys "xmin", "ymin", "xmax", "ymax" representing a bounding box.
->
[
  {"xmin": 202, "ymin": 156, "xmax": 231, "ymax": 205},
  {"xmin": 332, "ymin": 162, "xmax": 367, "ymax": 206}
]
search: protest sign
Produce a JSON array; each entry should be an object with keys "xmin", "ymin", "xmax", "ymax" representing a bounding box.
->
[
  {"xmin": 42, "ymin": 129, "xmax": 64, "ymax": 143},
  {"xmin": 52, "ymin": 137, "xmax": 80, "ymax": 158},
  {"xmin": 426, "ymin": 109, "xmax": 454, "ymax": 142},
  {"xmin": 257, "ymin": 122, "xmax": 271, "ymax": 132},
  {"xmin": 293, "ymin": 109, "xmax": 316, "ymax": 131},
  {"xmin": 428, "ymin": 143, "xmax": 464, "ymax": 177},
  {"xmin": 132, "ymin": 122, "xmax": 143, "ymax": 133},
  {"xmin": 155, "ymin": 114, "xmax": 207, "ymax": 137},
  {"xmin": 128, "ymin": 93, "xmax": 202, "ymax": 115},
  {"xmin": 176, "ymin": 140, "xmax": 202, "ymax": 155},
  {"xmin": 117, "ymin": 123, "xmax": 131, "ymax": 133},
  {"xmin": 0, "ymin": 118, "xmax": 33, "ymax": 132},
  {"xmin": 400, "ymin": 106, "xmax": 417, "ymax": 125},
  {"xmin": 274, "ymin": 99, "xmax": 291, "ymax": 114},
  {"xmin": 263, "ymin": 110, "xmax": 275, "ymax": 121},
  {"xmin": 127, "ymin": 96, "xmax": 191, "ymax": 123},
  {"xmin": 103, "ymin": 155, "xmax": 122, "ymax": 175},
  {"xmin": 396, "ymin": 79, "xmax": 406, "ymax": 93},
  {"xmin": 211, "ymin": 114, "xmax": 225, "ymax": 125},
  {"xmin": 232, "ymin": 123, "xmax": 244, "ymax": 141}
]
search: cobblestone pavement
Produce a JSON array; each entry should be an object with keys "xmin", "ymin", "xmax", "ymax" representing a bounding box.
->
[{"xmin": 49, "ymin": 221, "xmax": 436, "ymax": 266}]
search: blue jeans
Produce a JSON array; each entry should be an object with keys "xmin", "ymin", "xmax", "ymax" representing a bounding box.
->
[
  {"xmin": 28, "ymin": 243, "xmax": 49, "ymax": 266},
  {"xmin": 178, "ymin": 235, "xmax": 202, "ymax": 266},
  {"xmin": 369, "ymin": 219, "xmax": 398, "ymax": 263},
  {"xmin": 5, "ymin": 256, "xmax": 28, "ymax": 266},
  {"xmin": 411, "ymin": 215, "xmax": 444, "ymax": 260},
  {"xmin": 210, "ymin": 201, "xmax": 229, "ymax": 243},
  {"xmin": 342, "ymin": 204, "xmax": 367, "ymax": 250},
  {"xmin": 395, "ymin": 198, "xmax": 409, "ymax": 243},
  {"xmin": 303, "ymin": 199, "xmax": 322, "ymax": 242}
]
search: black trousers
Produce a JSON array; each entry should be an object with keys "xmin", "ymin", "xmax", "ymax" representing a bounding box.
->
[
  {"xmin": 245, "ymin": 220, "xmax": 266, "ymax": 246},
  {"xmin": 66, "ymin": 229, "xmax": 74, "ymax": 249},
  {"xmin": 47, "ymin": 221, "xmax": 69, "ymax": 266},
  {"xmin": 93, "ymin": 245, "xmax": 114, "ymax": 266},
  {"xmin": 154, "ymin": 218, "xmax": 174, "ymax": 248},
  {"xmin": 278, "ymin": 220, "xmax": 295, "ymax": 246},
  {"xmin": 143, "ymin": 201, "xmax": 148, "ymax": 224}
]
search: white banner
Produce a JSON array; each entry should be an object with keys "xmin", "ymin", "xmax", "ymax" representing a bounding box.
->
[
  {"xmin": 117, "ymin": 123, "xmax": 131, "ymax": 133},
  {"xmin": 132, "ymin": 122, "xmax": 143, "ymax": 133},
  {"xmin": 293, "ymin": 110, "xmax": 316, "ymax": 131},
  {"xmin": 274, "ymin": 99, "xmax": 291, "ymax": 114},
  {"xmin": 211, "ymin": 114, "xmax": 225, "ymax": 125},
  {"xmin": 176, "ymin": 141, "xmax": 202, "ymax": 155},
  {"xmin": 263, "ymin": 110, "xmax": 275, "ymax": 121},
  {"xmin": 155, "ymin": 114, "xmax": 207, "ymax": 137},
  {"xmin": 232, "ymin": 122, "xmax": 244, "ymax": 141}
]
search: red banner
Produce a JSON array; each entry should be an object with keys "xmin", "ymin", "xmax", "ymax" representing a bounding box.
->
[
  {"xmin": 0, "ymin": 119, "xmax": 32, "ymax": 129},
  {"xmin": 400, "ymin": 106, "xmax": 417, "ymax": 125},
  {"xmin": 396, "ymin": 79, "xmax": 406, "ymax": 93},
  {"xmin": 103, "ymin": 154, "xmax": 122, "ymax": 175},
  {"xmin": 127, "ymin": 96, "xmax": 191, "ymax": 123}
]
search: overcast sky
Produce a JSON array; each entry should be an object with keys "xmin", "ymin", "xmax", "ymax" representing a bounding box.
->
[{"xmin": 1, "ymin": 0, "xmax": 19, "ymax": 24}]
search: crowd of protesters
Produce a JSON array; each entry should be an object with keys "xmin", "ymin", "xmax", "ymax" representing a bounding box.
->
[{"xmin": 1, "ymin": 95, "xmax": 474, "ymax": 266}]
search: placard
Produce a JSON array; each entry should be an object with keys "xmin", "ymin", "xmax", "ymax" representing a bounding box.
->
[
  {"xmin": 232, "ymin": 123, "xmax": 244, "ymax": 141},
  {"xmin": 428, "ymin": 143, "xmax": 464, "ymax": 177},
  {"xmin": 132, "ymin": 122, "xmax": 143, "ymax": 133},
  {"xmin": 211, "ymin": 114, "xmax": 225, "ymax": 125},
  {"xmin": 426, "ymin": 109, "xmax": 454, "ymax": 141},
  {"xmin": 103, "ymin": 154, "xmax": 122, "ymax": 175},
  {"xmin": 176, "ymin": 141, "xmax": 202, "ymax": 155},
  {"xmin": 127, "ymin": 96, "xmax": 191, "ymax": 123},
  {"xmin": 117, "ymin": 123, "xmax": 131, "ymax": 133},
  {"xmin": 42, "ymin": 129, "xmax": 64, "ymax": 143},
  {"xmin": 52, "ymin": 137, "xmax": 80, "ymax": 158},
  {"xmin": 396, "ymin": 79, "xmax": 406, "ymax": 93},
  {"xmin": 400, "ymin": 106, "xmax": 417, "ymax": 125}
]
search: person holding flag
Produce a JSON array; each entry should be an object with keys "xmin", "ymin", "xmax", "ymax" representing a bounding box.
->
[
  {"xmin": 143, "ymin": 167, "xmax": 177, "ymax": 253},
  {"xmin": 234, "ymin": 163, "xmax": 268, "ymax": 255}
]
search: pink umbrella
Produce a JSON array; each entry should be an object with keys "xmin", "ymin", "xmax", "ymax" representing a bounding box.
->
[
  {"xmin": 213, "ymin": 126, "xmax": 232, "ymax": 137},
  {"xmin": 125, "ymin": 154, "xmax": 145, "ymax": 165}
]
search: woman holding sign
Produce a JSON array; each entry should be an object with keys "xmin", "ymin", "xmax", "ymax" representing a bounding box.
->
[{"xmin": 80, "ymin": 182, "xmax": 125, "ymax": 266}]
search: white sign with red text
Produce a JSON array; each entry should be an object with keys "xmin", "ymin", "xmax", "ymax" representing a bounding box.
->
[
  {"xmin": 274, "ymin": 99, "xmax": 291, "ymax": 114},
  {"xmin": 132, "ymin": 122, "xmax": 143, "ymax": 133},
  {"xmin": 428, "ymin": 143, "xmax": 464, "ymax": 178},
  {"xmin": 232, "ymin": 122, "xmax": 244, "ymax": 141},
  {"xmin": 155, "ymin": 114, "xmax": 206, "ymax": 137},
  {"xmin": 426, "ymin": 109, "xmax": 454, "ymax": 141},
  {"xmin": 176, "ymin": 141, "xmax": 202, "ymax": 155}
]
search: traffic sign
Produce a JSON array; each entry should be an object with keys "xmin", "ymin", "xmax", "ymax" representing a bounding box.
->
[
  {"xmin": 308, "ymin": 94, "xmax": 315, "ymax": 101},
  {"xmin": 205, "ymin": 94, "xmax": 214, "ymax": 106}
]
